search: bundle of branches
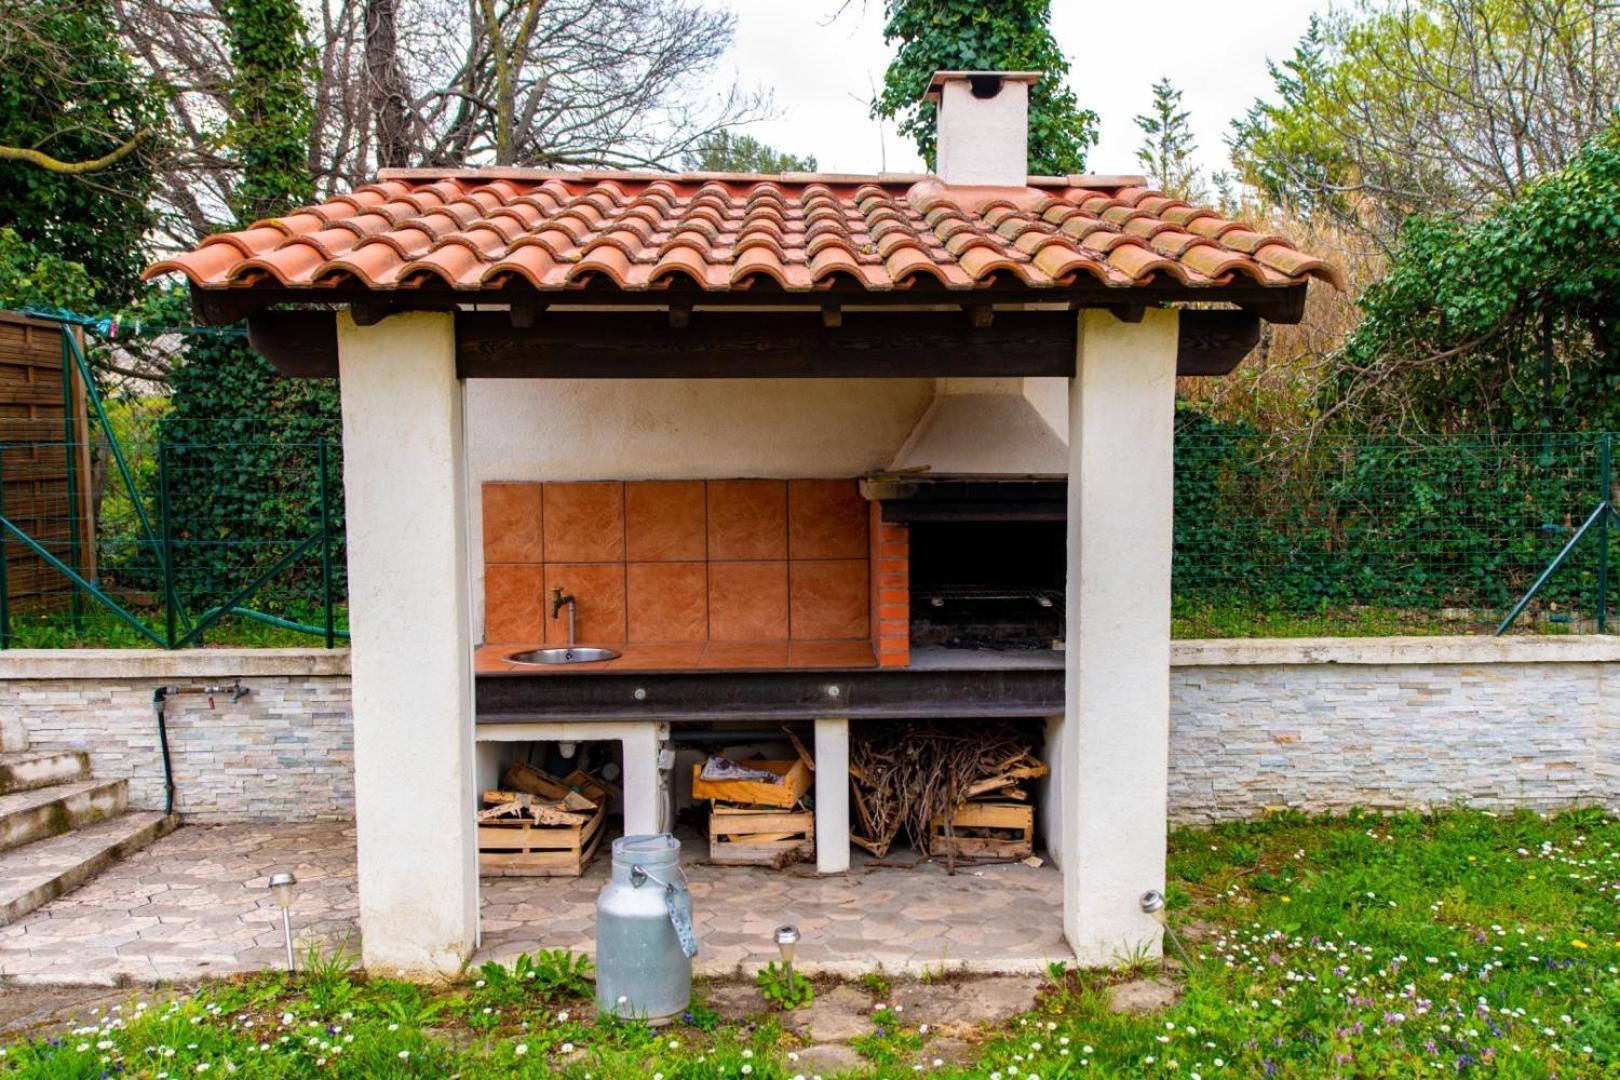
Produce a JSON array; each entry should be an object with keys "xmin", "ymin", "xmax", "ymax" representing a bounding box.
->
[{"xmin": 848, "ymin": 721, "xmax": 1046, "ymax": 865}]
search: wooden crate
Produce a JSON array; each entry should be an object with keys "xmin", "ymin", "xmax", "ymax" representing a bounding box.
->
[
  {"xmin": 690, "ymin": 759, "xmax": 810, "ymax": 809},
  {"xmin": 929, "ymin": 801, "xmax": 1034, "ymax": 859},
  {"xmin": 502, "ymin": 762, "xmax": 611, "ymax": 808},
  {"xmin": 708, "ymin": 805, "xmax": 815, "ymax": 867},
  {"xmin": 478, "ymin": 802, "xmax": 606, "ymax": 877}
]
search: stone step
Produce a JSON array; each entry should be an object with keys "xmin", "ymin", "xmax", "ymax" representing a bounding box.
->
[
  {"xmin": 0, "ymin": 750, "xmax": 91, "ymax": 796},
  {"xmin": 0, "ymin": 715, "xmax": 25, "ymax": 754},
  {"xmin": 0, "ymin": 811, "xmax": 178, "ymax": 926},
  {"xmin": 0, "ymin": 778, "xmax": 130, "ymax": 854}
]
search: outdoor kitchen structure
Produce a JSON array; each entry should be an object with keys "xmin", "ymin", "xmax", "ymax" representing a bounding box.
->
[{"xmin": 147, "ymin": 70, "xmax": 1337, "ymax": 975}]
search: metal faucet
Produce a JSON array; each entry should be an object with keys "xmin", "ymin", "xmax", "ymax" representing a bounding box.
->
[{"xmin": 551, "ymin": 586, "xmax": 577, "ymax": 645}]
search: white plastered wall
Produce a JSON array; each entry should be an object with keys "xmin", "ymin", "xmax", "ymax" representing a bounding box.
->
[
  {"xmin": 338, "ymin": 310, "xmax": 478, "ymax": 975},
  {"xmin": 1061, "ymin": 307, "xmax": 1179, "ymax": 965}
]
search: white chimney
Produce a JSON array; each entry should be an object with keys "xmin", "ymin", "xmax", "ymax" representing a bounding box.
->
[{"xmin": 923, "ymin": 71, "xmax": 1040, "ymax": 187}]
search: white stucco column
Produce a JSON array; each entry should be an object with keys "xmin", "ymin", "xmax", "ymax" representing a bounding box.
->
[
  {"xmin": 618, "ymin": 721, "xmax": 668, "ymax": 837},
  {"xmin": 338, "ymin": 310, "xmax": 478, "ymax": 975},
  {"xmin": 1062, "ymin": 307, "xmax": 1179, "ymax": 965},
  {"xmin": 813, "ymin": 717, "xmax": 850, "ymax": 873}
]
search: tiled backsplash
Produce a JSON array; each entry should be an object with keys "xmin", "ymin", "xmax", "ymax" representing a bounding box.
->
[{"xmin": 482, "ymin": 479, "xmax": 871, "ymax": 647}]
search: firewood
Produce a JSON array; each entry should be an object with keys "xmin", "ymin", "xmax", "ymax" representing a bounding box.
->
[{"xmin": 848, "ymin": 721, "xmax": 1047, "ymax": 857}]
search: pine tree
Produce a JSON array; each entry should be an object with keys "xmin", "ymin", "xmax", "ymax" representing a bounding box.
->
[{"xmin": 1134, "ymin": 77, "xmax": 1205, "ymax": 202}]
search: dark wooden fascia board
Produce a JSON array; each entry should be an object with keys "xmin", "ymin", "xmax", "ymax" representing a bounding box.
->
[
  {"xmin": 243, "ymin": 307, "xmax": 1263, "ymax": 380},
  {"xmin": 197, "ymin": 280, "xmax": 1310, "ymax": 325}
]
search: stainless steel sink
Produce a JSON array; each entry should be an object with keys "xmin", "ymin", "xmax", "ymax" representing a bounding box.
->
[{"xmin": 506, "ymin": 646, "xmax": 621, "ymax": 665}]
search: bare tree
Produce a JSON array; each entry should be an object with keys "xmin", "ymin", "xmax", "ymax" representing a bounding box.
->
[
  {"xmin": 113, "ymin": 0, "xmax": 769, "ymax": 249},
  {"xmin": 413, "ymin": 0, "xmax": 769, "ymax": 168},
  {"xmin": 364, "ymin": 0, "xmax": 411, "ymax": 168}
]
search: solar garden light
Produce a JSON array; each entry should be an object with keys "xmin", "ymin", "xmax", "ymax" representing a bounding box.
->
[
  {"xmin": 269, "ymin": 872, "xmax": 298, "ymax": 972},
  {"xmin": 774, "ymin": 925, "xmax": 800, "ymax": 986},
  {"xmin": 1140, "ymin": 889, "xmax": 1195, "ymax": 969}
]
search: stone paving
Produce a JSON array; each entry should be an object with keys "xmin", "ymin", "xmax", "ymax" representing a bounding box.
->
[
  {"xmin": 0, "ymin": 823, "xmax": 1070, "ymax": 985},
  {"xmin": 0, "ymin": 823, "xmax": 358, "ymax": 986}
]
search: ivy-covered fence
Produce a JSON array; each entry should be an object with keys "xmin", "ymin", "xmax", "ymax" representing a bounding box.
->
[{"xmin": 1173, "ymin": 415, "xmax": 1619, "ymax": 636}]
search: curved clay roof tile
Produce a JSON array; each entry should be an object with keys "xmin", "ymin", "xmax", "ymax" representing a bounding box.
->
[
  {"xmin": 1106, "ymin": 243, "xmax": 1187, "ymax": 284},
  {"xmin": 885, "ymin": 246, "xmax": 966, "ymax": 289},
  {"xmin": 240, "ymin": 243, "xmax": 330, "ymax": 286},
  {"xmin": 730, "ymin": 246, "xmax": 804, "ymax": 290},
  {"xmin": 321, "ymin": 242, "xmax": 413, "ymax": 287},
  {"xmin": 1032, "ymin": 244, "xmax": 1114, "ymax": 285},
  {"xmin": 734, "ymin": 233, "xmax": 790, "ymax": 261},
  {"xmin": 146, "ymin": 173, "xmax": 1337, "ymax": 301},
  {"xmin": 1253, "ymin": 243, "xmax": 1346, "ymax": 290},
  {"xmin": 568, "ymin": 245, "xmax": 636, "ymax": 288},
  {"xmin": 957, "ymin": 245, "xmax": 1026, "ymax": 282},
  {"xmin": 808, "ymin": 245, "xmax": 870, "ymax": 286},
  {"xmin": 647, "ymin": 245, "xmax": 718, "ymax": 289},
  {"xmin": 481, "ymin": 245, "xmax": 561, "ymax": 289},
  {"xmin": 140, "ymin": 245, "xmax": 244, "ymax": 285}
]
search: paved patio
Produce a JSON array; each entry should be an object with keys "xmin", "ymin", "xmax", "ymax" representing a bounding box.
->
[{"xmin": 0, "ymin": 823, "xmax": 1069, "ymax": 985}]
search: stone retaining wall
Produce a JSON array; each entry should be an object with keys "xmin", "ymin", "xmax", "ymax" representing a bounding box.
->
[
  {"xmin": 1, "ymin": 639, "xmax": 1616, "ymax": 823},
  {"xmin": 1169, "ymin": 655, "xmax": 1618, "ymax": 823},
  {"xmin": 0, "ymin": 651, "xmax": 352, "ymax": 823}
]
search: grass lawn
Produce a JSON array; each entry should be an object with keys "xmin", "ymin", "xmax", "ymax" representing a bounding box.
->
[{"xmin": 2, "ymin": 808, "xmax": 1615, "ymax": 1077}]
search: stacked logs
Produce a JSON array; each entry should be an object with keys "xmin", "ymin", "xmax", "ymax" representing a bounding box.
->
[{"xmin": 848, "ymin": 721, "xmax": 1047, "ymax": 870}]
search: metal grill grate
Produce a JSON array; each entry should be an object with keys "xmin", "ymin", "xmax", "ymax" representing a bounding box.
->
[{"xmin": 914, "ymin": 586, "xmax": 1062, "ymax": 608}]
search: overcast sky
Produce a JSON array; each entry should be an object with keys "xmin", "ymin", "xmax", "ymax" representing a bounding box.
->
[{"xmin": 716, "ymin": 0, "xmax": 1333, "ymax": 180}]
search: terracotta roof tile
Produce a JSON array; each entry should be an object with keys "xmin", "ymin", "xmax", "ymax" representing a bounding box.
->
[{"xmin": 146, "ymin": 170, "xmax": 1342, "ymax": 295}]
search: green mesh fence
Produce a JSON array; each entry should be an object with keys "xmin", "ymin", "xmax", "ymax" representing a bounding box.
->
[
  {"xmin": 1173, "ymin": 427, "xmax": 1618, "ymax": 637},
  {"xmin": 0, "ymin": 425, "xmax": 346, "ymax": 649}
]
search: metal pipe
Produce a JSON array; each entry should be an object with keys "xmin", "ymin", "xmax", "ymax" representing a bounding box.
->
[
  {"xmin": 1497, "ymin": 501, "xmax": 1611, "ymax": 634},
  {"xmin": 0, "ymin": 446, "xmax": 9, "ymax": 650},
  {"xmin": 158, "ymin": 442, "xmax": 178, "ymax": 648},
  {"xmin": 1599, "ymin": 435, "xmax": 1611, "ymax": 634},
  {"xmin": 58, "ymin": 330, "xmax": 82, "ymax": 634},
  {"xmin": 151, "ymin": 686, "xmax": 178, "ymax": 815},
  {"xmin": 664, "ymin": 728, "xmax": 807, "ymax": 744},
  {"xmin": 318, "ymin": 438, "xmax": 336, "ymax": 649}
]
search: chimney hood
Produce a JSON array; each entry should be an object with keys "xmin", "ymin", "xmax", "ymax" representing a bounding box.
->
[
  {"xmin": 888, "ymin": 392, "xmax": 1066, "ymax": 478},
  {"xmin": 863, "ymin": 386, "xmax": 1069, "ymax": 521}
]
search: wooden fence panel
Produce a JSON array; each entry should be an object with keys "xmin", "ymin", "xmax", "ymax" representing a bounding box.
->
[{"xmin": 0, "ymin": 311, "xmax": 94, "ymax": 612}]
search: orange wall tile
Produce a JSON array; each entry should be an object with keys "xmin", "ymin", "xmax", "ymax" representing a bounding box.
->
[
  {"xmin": 789, "ymin": 479, "xmax": 869, "ymax": 559},
  {"xmin": 626, "ymin": 481, "xmax": 706, "ymax": 561},
  {"xmin": 482, "ymin": 483, "xmax": 544, "ymax": 564},
  {"xmin": 626, "ymin": 562, "xmax": 708, "ymax": 642},
  {"xmin": 790, "ymin": 559, "xmax": 870, "ymax": 639},
  {"xmin": 544, "ymin": 481, "xmax": 625, "ymax": 562},
  {"xmin": 484, "ymin": 563, "xmax": 544, "ymax": 644},
  {"xmin": 483, "ymin": 479, "xmax": 884, "ymax": 657},
  {"xmin": 544, "ymin": 563, "xmax": 626, "ymax": 644},
  {"xmin": 709, "ymin": 560, "xmax": 789, "ymax": 641},
  {"xmin": 707, "ymin": 480, "xmax": 787, "ymax": 560}
]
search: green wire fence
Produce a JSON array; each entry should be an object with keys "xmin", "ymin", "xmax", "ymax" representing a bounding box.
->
[
  {"xmin": 1172, "ymin": 426, "xmax": 1618, "ymax": 637},
  {"xmin": 0, "ymin": 325, "xmax": 346, "ymax": 649}
]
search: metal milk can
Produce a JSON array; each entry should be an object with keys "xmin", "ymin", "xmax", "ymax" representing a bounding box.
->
[{"xmin": 595, "ymin": 833, "xmax": 696, "ymax": 1021}]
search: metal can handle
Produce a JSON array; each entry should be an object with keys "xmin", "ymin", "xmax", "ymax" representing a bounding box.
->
[
  {"xmin": 663, "ymin": 881, "xmax": 699, "ymax": 959},
  {"xmin": 629, "ymin": 864, "xmax": 698, "ymax": 958}
]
